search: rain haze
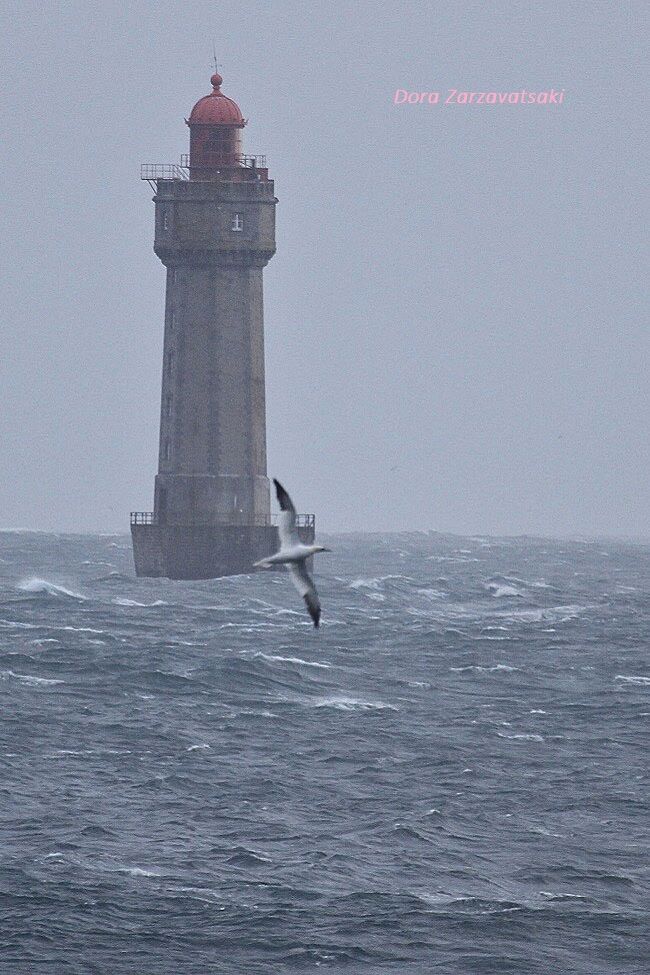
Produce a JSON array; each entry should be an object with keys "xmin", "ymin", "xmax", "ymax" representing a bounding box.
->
[{"xmin": 0, "ymin": 0, "xmax": 646, "ymax": 537}]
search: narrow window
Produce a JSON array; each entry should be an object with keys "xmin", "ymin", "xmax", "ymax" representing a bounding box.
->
[
  {"xmin": 163, "ymin": 210, "xmax": 169, "ymax": 231},
  {"xmin": 165, "ymin": 394, "xmax": 172, "ymax": 419},
  {"xmin": 170, "ymin": 268, "xmax": 177, "ymax": 285},
  {"xmin": 163, "ymin": 439, "xmax": 171, "ymax": 461},
  {"xmin": 171, "ymin": 311, "xmax": 177, "ymax": 330},
  {"xmin": 167, "ymin": 349, "xmax": 175, "ymax": 374},
  {"xmin": 231, "ymin": 212, "xmax": 243, "ymax": 232}
]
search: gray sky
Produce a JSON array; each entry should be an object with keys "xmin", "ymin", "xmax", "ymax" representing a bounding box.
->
[{"xmin": 0, "ymin": 1, "xmax": 647, "ymax": 535}]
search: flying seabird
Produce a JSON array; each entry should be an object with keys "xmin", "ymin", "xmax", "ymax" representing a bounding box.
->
[{"xmin": 254, "ymin": 479, "xmax": 330, "ymax": 627}]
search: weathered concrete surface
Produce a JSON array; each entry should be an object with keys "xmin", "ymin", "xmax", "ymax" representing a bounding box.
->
[
  {"xmin": 153, "ymin": 177, "xmax": 276, "ymax": 531},
  {"xmin": 131, "ymin": 523, "xmax": 315, "ymax": 580}
]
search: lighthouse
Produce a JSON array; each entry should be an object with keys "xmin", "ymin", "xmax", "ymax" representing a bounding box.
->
[{"xmin": 131, "ymin": 69, "xmax": 314, "ymax": 579}]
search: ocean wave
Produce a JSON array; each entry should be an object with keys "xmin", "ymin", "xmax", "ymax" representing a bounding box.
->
[
  {"xmin": 61, "ymin": 625, "xmax": 106, "ymax": 634},
  {"xmin": 492, "ymin": 604, "xmax": 588, "ymax": 624},
  {"xmin": 348, "ymin": 572, "xmax": 416, "ymax": 602},
  {"xmin": 113, "ymin": 597, "xmax": 168, "ymax": 607},
  {"xmin": 246, "ymin": 651, "xmax": 331, "ymax": 669},
  {"xmin": 309, "ymin": 695, "xmax": 398, "ymax": 712},
  {"xmin": 450, "ymin": 663, "xmax": 518, "ymax": 673},
  {"xmin": 219, "ymin": 621, "xmax": 298, "ymax": 631},
  {"xmin": 149, "ymin": 669, "xmax": 194, "ymax": 685},
  {"xmin": 486, "ymin": 583, "xmax": 524, "ymax": 598},
  {"xmin": 0, "ymin": 670, "xmax": 64, "ymax": 686},
  {"xmin": 349, "ymin": 574, "xmax": 414, "ymax": 592},
  {"xmin": 348, "ymin": 578, "xmax": 386, "ymax": 602},
  {"xmin": 2, "ymin": 530, "xmax": 649, "ymax": 973},
  {"xmin": 91, "ymin": 570, "xmax": 131, "ymax": 581},
  {"xmin": 497, "ymin": 731, "xmax": 545, "ymax": 742},
  {"xmin": 539, "ymin": 891, "xmax": 589, "ymax": 901},
  {"xmin": 226, "ymin": 848, "xmax": 273, "ymax": 867},
  {"xmin": 425, "ymin": 555, "xmax": 481, "ymax": 563},
  {"xmin": 118, "ymin": 866, "xmax": 161, "ymax": 878},
  {"xmin": 17, "ymin": 577, "xmax": 86, "ymax": 600}
]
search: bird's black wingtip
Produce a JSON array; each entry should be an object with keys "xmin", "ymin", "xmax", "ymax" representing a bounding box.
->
[
  {"xmin": 273, "ymin": 478, "xmax": 295, "ymax": 513},
  {"xmin": 303, "ymin": 593, "xmax": 321, "ymax": 628}
]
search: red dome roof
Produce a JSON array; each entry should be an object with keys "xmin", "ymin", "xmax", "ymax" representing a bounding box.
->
[{"xmin": 188, "ymin": 72, "xmax": 246, "ymax": 126}]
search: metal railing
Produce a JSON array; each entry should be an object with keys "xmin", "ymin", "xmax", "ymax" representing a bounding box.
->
[
  {"xmin": 130, "ymin": 512, "xmax": 155, "ymax": 525},
  {"xmin": 141, "ymin": 157, "xmax": 270, "ymax": 190},
  {"xmin": 130, "ymin": 511, "xmax": 315, "ymax": 529},
  {"xmin": 141, "ymin": 163, "xmax": 189, "ymax": 183},
  {"xmin": 180, "ymin": 152, "xmax": 266, "ymax": 169}
]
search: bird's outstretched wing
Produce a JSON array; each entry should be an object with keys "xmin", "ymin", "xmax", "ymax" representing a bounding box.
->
[
  {"xmin": 274, "ymin": 478, "xmax": 299, "ymax": 548},
  {"xmin": 288, "ymin": 560, "xmax": 321, "ymax": 628},
  {"xmin": 273, "ymin": 478, "xmax": 296, "ymax": 514}
]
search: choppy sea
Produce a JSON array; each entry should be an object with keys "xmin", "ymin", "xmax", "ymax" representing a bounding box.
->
[{"xmin": 0, "ymin": 531, "xmax": 648, "ymax": 974}]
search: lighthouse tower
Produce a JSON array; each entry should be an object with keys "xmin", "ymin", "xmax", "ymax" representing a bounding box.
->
[{"xmin": 130, "ymin": 70, "xmax": 314, "ymax": 579}]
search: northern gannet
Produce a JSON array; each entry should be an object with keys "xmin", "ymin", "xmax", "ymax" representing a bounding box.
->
[{"xmin": 254, "ymin": 479, "xmax": 330, "ymax": 627}]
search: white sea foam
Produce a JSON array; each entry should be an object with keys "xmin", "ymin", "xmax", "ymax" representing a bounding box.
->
[
  {"xmin": 249, "ymin": 651, "xmax": 330, "ymax": 669},
  {"xmin": 119, "ymin": 866, "xmax": 160, "ymax": 878},
  {"xmin": 231, "ymin": 708, "xmax": 278, "ymax": 719},
  {"xmin": 349, "ymin": 574, "xmax": 413, "ymax": 591},
  {"xmin": 450, "ymin": 663, "xmax": 518, "ymax": 673},
  {"xmin": 187, "ymin": 743, "xmax": 211, "ymax": 751},
  {"xmin": 540, "ymin": 891, "xmax": 588, "ymax": 900},
  {"xmin": 113, "ymin": 598, "xmax": 168, "ymax": 607},
  {"xmin": 497, "ymin": 732, "xmax": 544, "ymax": 742},
  {"xmin": 486, "ymin": 583, "xmax": 524, "ymax": 598},
  {"xmin": 425, "ymin": 555, "xmax": 480, "ymax": 563},
  {"xmin": 493, "ymin": 604, "xmax": 587, "ymax": 624},
  {"xmin": 62, "ymin": 626, "xmax": 105, "ymax": 634},
  {"xmin": 0, "ymin": 670, "xmax": 64, "ymax": 686},
  {"xmin": 17, "ymin": 577, "xmax": 86, "ymax": 600},
  {"xmin": 615, "ymin": 675, "xmax": 650, "ymax": 686},
  {"xmin": 0, "ymin": 619, "xmax": 38, "ymax": 629},
  {"xmin": 310, "ymin": 695, "xmax": 398, "ymax": 712},
  {"xmin": 348, "ymin": 579, "xmax": 387, "ymax": 602},
  {"xmin": 222, "ymin": 621, "xmax": 294, "ymax": 632}
]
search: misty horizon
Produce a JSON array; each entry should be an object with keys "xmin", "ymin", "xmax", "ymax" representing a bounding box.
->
[{"xmin": 1, "ymin": 2, "xmax": 646, "ymax": 538}]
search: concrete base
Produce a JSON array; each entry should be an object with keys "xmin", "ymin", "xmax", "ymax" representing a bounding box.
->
[{"xmin": 130, "ymin": 523, "xmax": 315, "ymax": 580}]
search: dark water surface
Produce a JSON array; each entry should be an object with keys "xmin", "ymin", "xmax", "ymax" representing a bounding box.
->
[{"xmin": 0, "ymin": 531, "xmax": 648, "ymax": 973}]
